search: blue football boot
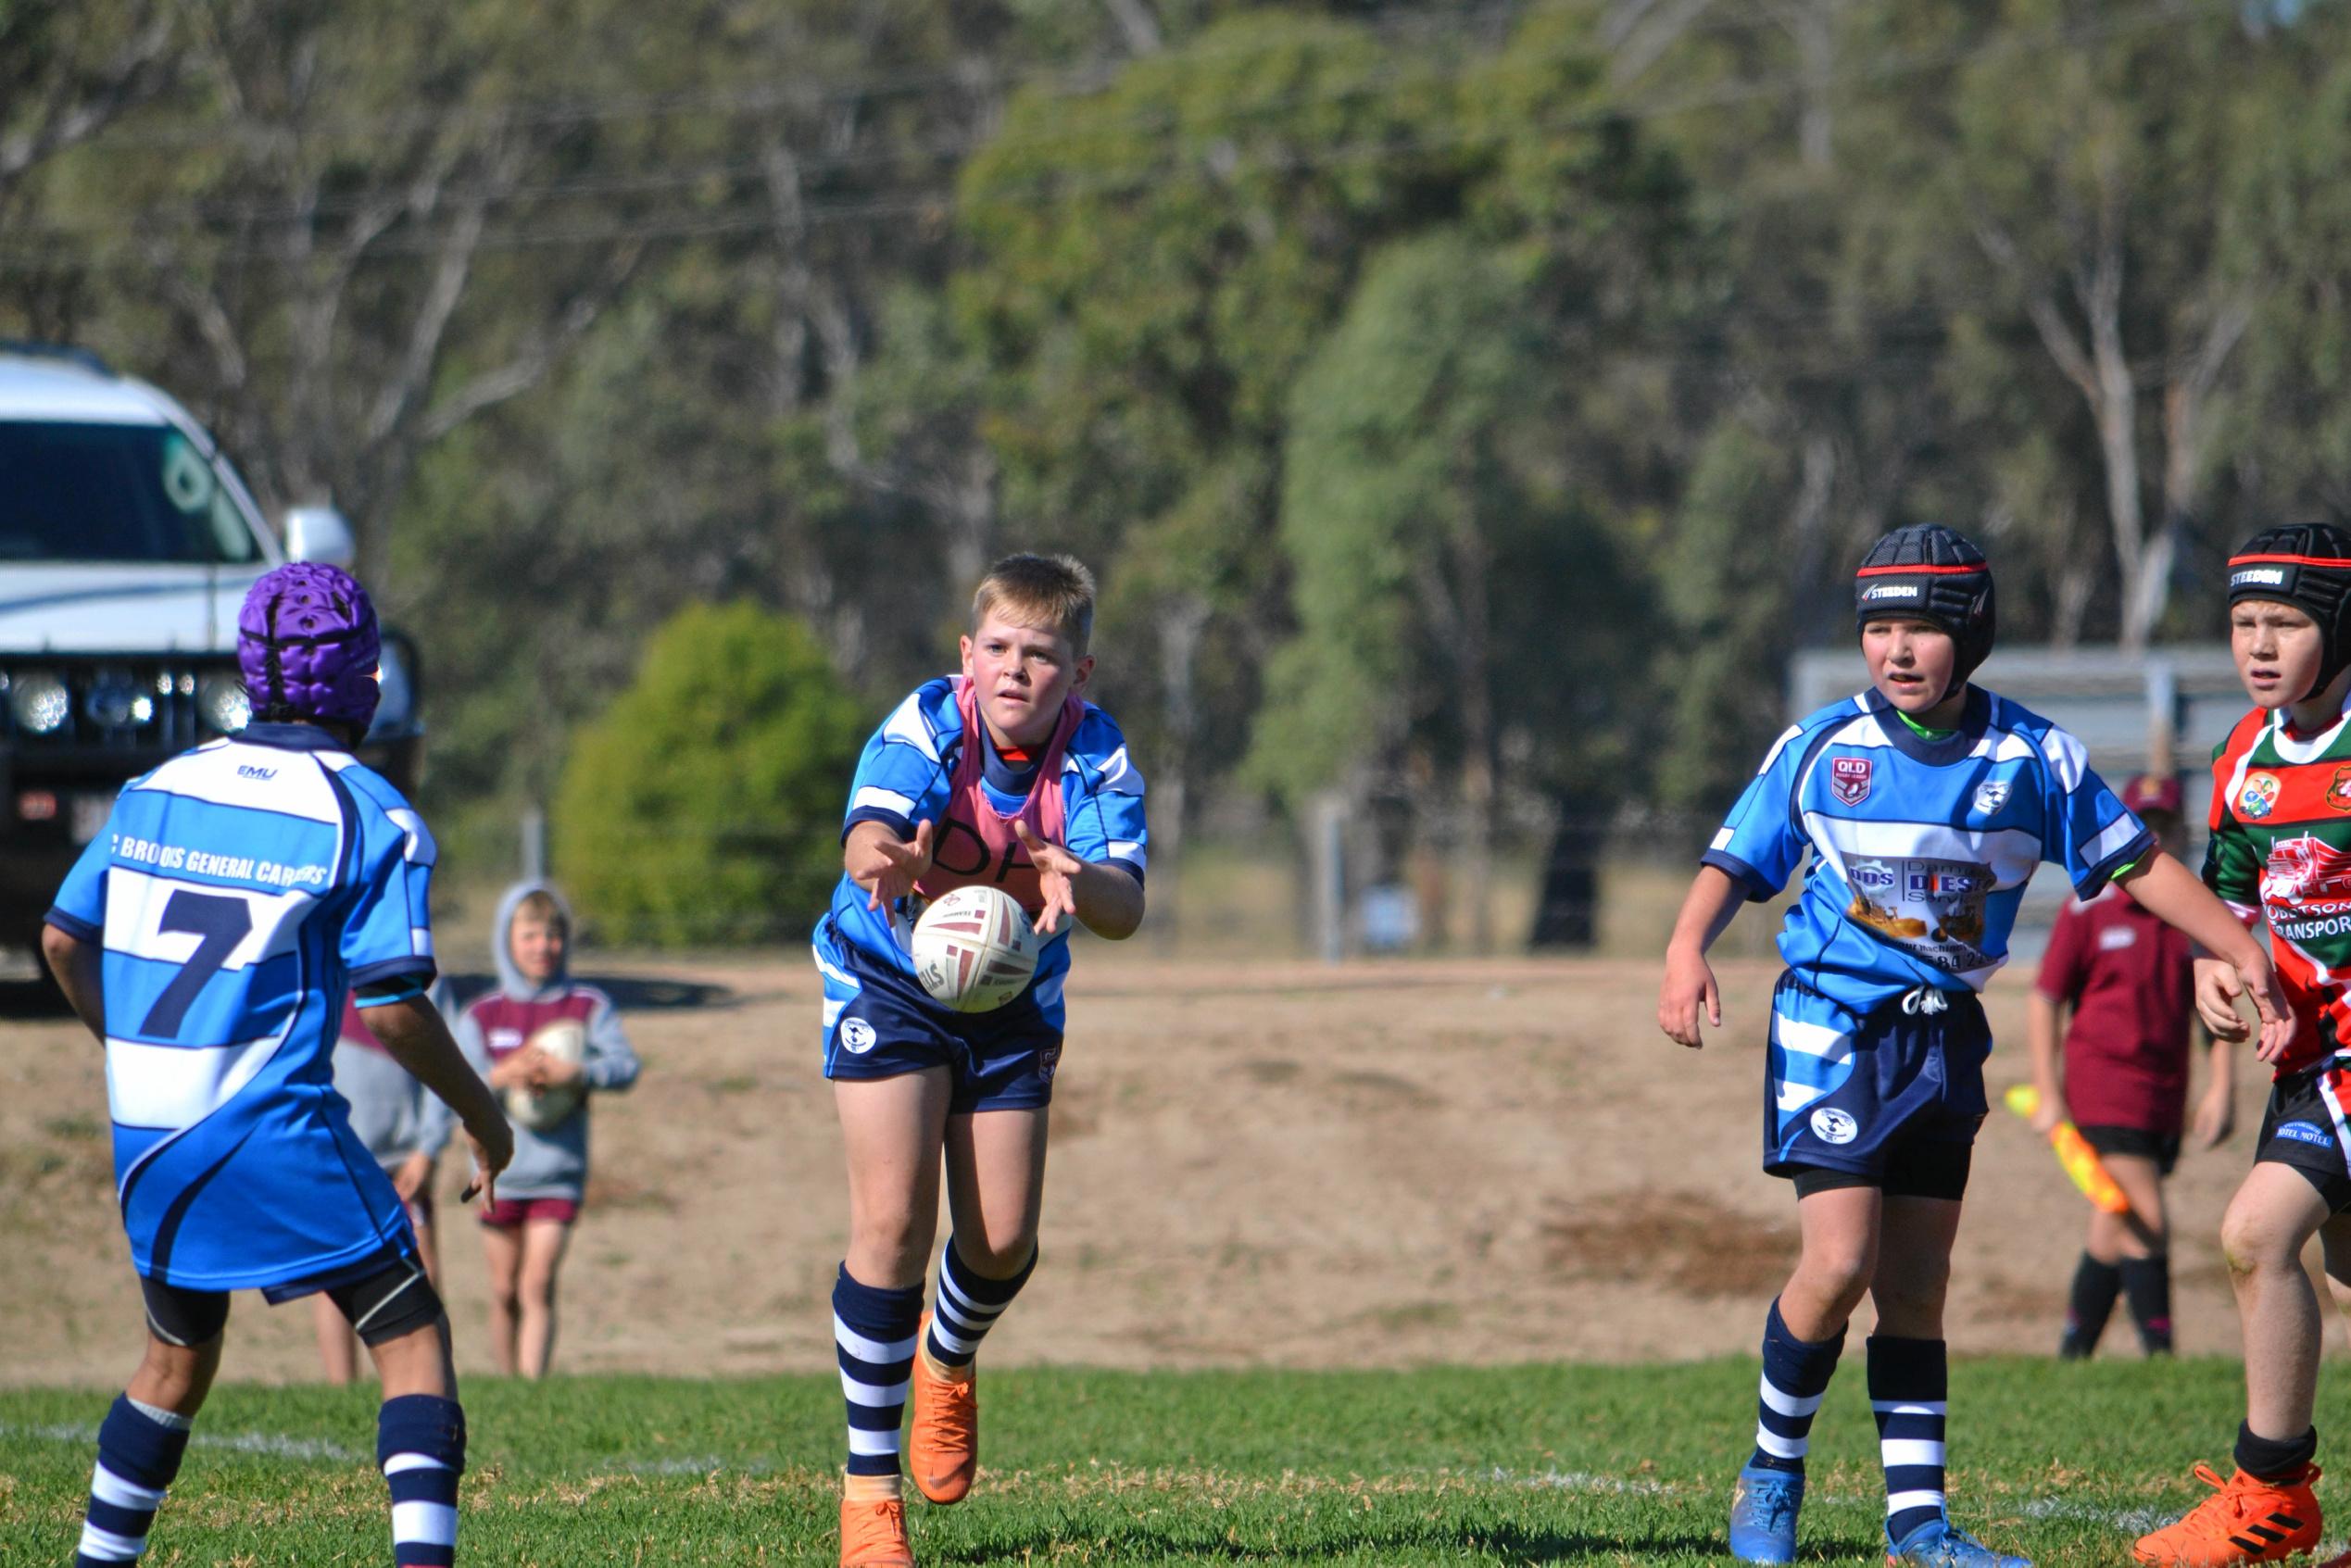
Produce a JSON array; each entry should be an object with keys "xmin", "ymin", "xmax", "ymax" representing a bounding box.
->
[
  {"xmin": 1729, "ymin": 1462, "xmax": 1804, "ymax": 1564},
  {"xmin": 1886, "ymin": 1514, "xmax": 2032, "ymax": 1568}
]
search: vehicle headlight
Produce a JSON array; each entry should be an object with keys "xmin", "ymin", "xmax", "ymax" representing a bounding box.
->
[
  {"xmin": 198, "ymin": 675, "xmax": 250, "ymax": 734},
  {"xmin": 370, "ymin": 640, "xmax": 415, "ymax": 735},
  {"xmin": 84, "ymin": 670, "xmax": 152, "ymax": 729},
  {"xmin": 9, "ymin": 671, "xmax": 69, "ymax": 734}
]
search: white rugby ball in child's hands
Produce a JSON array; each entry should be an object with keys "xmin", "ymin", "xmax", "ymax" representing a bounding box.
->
[
  {"xmin": 912, "ymin": 886, "xmax": 1040, "ymax": 1013},
  {"xmin": 503, "ymin": 1017, "xmax": 587, "ymax": 1133}
]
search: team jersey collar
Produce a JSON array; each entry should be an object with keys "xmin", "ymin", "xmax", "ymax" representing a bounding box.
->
[
  {"xmin": 977, "ymin": 718, "xmax": 1043, "ymax": 797},
  {"xmin": 1860, "ymin": 684, "xmax": 1990, "ymax": 765},
  {"xmin": 2268, "ymin": 682, "xmax": 2351, "ymax": 762},
  {"xmin": 239, "ymin": 721, "xmax": 348, "ymax": 751}
]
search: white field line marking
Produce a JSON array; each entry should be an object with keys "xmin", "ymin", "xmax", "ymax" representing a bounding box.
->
[
  {"xmin": 2018, "ymin": 1497, "xmax": 2173, "ymax": 1535},
  {"xmin": 1, "ymin": 1424, "xmax": 771, "ymax": 1476},
  {"xmin": 1485, "ymin": 1467, "xmax": 1677, "ymax": 1495},
  {"xmin": 0, "ymin": 1421, "xmax": 358, "ymax": 1463},
  {"xmin": 611, "ymin": 1455, "xmax": 773, "ymax": 1475}
]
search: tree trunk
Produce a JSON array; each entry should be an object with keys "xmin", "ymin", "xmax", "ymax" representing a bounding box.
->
[
  {"xmin": 1453, "ymin": 519, "xmax": 1495, "ymax": 955},
  {"xmin": 1529, "ymin": 795, "xmax": 1602, "ymax": 949},
  {"xmin": 1150, "ymin": 596, "xmax": 1208, "ymax": 951},
  {"xmin": 1790, "ymin": 0, "xmax": 1836, "ymax": 172}
]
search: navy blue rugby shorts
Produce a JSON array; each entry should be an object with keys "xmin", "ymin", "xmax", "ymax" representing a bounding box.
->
[
  {"xmin": 1764, "ymin": 971, "xmax": 1989, "ymax": 1196},
  {"xmin": 816, "ymin": 922, "xmax": 1062, "ymax": 1113}
]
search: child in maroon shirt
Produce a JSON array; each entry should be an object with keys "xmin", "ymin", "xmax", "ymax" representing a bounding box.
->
[{"xmin": 2028, "ymin": 774, "xmax": 2235, "ymax": 1356}]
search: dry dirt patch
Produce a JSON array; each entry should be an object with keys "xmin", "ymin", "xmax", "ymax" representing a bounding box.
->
[
  {"xmin": 0, "ymin": 954, "xmax": 2318, "ymax": 1384},
  {"xmin": 1543, "ymin": 1189, "xmax": 1799, "ymax": 1298}
]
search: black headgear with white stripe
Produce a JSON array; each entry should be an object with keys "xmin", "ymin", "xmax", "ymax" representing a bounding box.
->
[
  {"xmin": 1853, "ymin": 524, "xmax": 1996, "ymax": 699},
  {"xmin": 2228, "ymin": 523, "xmax": 2351, "ymax": 704}
]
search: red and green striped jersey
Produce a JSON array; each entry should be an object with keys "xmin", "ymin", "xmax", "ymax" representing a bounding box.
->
[{"xmin": 2207, "ymin": 700, "xmax": 2351, "ymax": 1075}]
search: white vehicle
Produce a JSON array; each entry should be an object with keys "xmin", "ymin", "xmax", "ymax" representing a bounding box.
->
[{"xmin": 0, "ymin": 341, "xmax": 421, "ymax": 965}]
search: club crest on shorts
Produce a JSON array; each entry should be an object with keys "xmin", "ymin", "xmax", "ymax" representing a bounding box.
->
[
  {"xmin": 1830, "ymin": 757, "xmax": 1874, "ymax": 807},
  {"xmin": 2241, "ymin": 771, "xmax": 2282, "ymax": 820},
  {"xmin": 838, "ymin": 1017, "xmax": 878, "ymax": 1054},
  {"xmin": 1809, "ymin": 1107, "xmax": 1859, "ymax": 1145}
]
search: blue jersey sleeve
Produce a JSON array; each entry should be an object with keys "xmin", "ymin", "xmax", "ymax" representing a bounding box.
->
[
  {"xmin": 1703, "ymin": 722, "xmax": 1815, "ymax": 901},
  {"xmin": 1061, "ymin": 709, "xmax": 1147, "ymax": 884},
  {"xmin": 2034, "ymin": 726, "xmax": 2153, "ymax": 897},
  {"xmin": 843, "ymin": 684, "xmax": 955, "ymax": 841},
  {"xmin": 44, "ymin": 822, "xmax": 117, "ymax": 942},
  {"xmin": 334, "ymin": 768, "xmax": 438, "ymax": 991}
]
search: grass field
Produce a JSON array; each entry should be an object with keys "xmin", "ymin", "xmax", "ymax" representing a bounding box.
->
[{"xmin": 0, "ymin": 1359, "xmax": 2295, "ymax": 1564}]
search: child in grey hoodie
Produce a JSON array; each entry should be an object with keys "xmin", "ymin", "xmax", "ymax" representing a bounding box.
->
[{"xmin": 443, "ymin": 882, "xmax": 639, "ymax": 1377}]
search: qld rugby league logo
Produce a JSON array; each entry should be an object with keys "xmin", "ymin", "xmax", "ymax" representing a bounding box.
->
[
  {"xmin": 2241, "ymin": 771, "xmax": 2283, "ymax": 820},
  {"xmin": 1830, "ymin": 757, "xmax": 1873, "ymax": 807}
]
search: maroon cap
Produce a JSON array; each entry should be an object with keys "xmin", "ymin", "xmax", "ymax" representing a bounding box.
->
[{"xmin": 2123, "ymin": 773, "xmax": 2183, "ymax": 815}]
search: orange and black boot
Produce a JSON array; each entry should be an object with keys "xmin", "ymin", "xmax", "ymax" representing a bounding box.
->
[{"xmin": 2134, "ymin": 1463, "xmax": 2320, "ymax": 1567}]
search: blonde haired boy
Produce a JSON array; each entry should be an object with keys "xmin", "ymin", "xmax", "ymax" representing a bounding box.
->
[{"xmin": 813, "ymin": 553, "xmax": 1147, "ymax": 1567}]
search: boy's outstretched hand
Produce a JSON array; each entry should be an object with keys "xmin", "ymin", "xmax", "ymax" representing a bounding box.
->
[
  {"xmin": 1013, "ymin": 820, "xmax": 1084, "ymax": 935},
  {"xmin": 1657, "ymin": 945, "xmax": 1722, "ymax": 1049},
  {"xmin": 851, "ymin": 820, "xmax": 936, "ymax": 911},
  {"xmin": 2195, "ymin": 955, "xmax": 2297, "ymax": 1062}
]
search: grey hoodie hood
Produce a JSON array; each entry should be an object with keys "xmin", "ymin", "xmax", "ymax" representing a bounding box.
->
[{"xmin": 493, "ymin": 880, "xmax": 575, "ymax": 1001}]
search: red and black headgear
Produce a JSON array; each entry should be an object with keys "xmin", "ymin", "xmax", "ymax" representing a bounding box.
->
[
  {"xmin": 2229, "ymin": 523, "xmax": 2351, "ymax": 704},
  {"xmin": 1854, "ymin": 524, "xmax": 1996, "ymax": 698}
]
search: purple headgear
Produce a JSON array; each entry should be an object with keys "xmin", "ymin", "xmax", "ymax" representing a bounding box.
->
[{"xmin": 237, "ymin": 562, "xmax": 382, "ymax": 731}]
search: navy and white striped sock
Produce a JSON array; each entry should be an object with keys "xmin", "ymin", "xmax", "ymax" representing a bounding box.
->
[
  {"xmin": 836, "ymin": 1265, "xmax": 924, "ymax": 1490},
  {"xmin": 75, "ymin": 1395, "xmax": 191, "ymax": 1565},
  {"xmin": 924, "ymin": 1241, "xmax": 1036, "ymax": 1372},
  {"xmin": 1751, "ymin": 1298, "xmax": 1844, "ymax": 1474},
  {"xmin": 1869, "ymin": 1336, "xmax": 1949, "ymax": 1546},
  {"xmin": 378, "ymin": 1394, "xmax": 465, "ymax": 1568}
]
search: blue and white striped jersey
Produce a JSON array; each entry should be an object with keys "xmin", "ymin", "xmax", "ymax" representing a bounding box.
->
[
  {"xmin": 1704, "ymin": 687, "xmax": 2151, "ymax": 1017},
  {"xmin": 816, "ymin": 676, "xmax": 1146, "ymax": 1028},
  {"xmin": 44, "ymin": 721, "xmax": 436, "ymax": 1290}
]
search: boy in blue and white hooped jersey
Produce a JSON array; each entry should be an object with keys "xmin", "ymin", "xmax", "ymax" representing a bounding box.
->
[
  {"xmin": 815, "ymin": 553, "xmax": 1146, "ymax": 1568},
  {"xmin": 39, "ymin": 563, "xmax": 511, "ymax": 1568},
  {"xmin": 1656, "ymin": 525, "xmax": 2291, "ymax": 1568}
]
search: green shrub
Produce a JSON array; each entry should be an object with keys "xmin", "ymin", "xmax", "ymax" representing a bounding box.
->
[{"xmin": 555, "ymin": 602, "xmax": 862, "ymax": 946}]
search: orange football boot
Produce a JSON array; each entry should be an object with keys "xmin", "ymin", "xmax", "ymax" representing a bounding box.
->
[
  {"xmin": 840, "ymin": 1480, "xmax": 914, "ymax": 1568},
  {"xmin": 2134, "ymin": 1463, "xmax": 2321, "ymax": 1567},
  {"xmin": 907, "ymin": 1311, "xmax": 979, "ymax": 1505}
]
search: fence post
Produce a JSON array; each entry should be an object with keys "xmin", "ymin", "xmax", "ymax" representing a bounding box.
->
[
  {"xmin": 2145, "ymin": 657, "xmax": 2177, "ymax": 773},
  {"xmin": 1309, "ymin": 791, "xmax": 1348, "ymax": 964},
  {"xmin": 521, "ymin": 805, "xmax": 547, "ymax": 884}
]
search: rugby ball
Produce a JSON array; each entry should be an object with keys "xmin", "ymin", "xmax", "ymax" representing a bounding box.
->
[
  {"xmin": 912, "ymin": 886, "xmax": 1041, "ymax": 1013},
  {"xmin": 503, "ymin": 1017, "xmax": 586, "ymax": 1133}
]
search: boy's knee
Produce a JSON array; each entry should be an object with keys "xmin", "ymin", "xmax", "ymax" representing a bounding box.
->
[
  {"xmin": 852, "ymin": 1210, "xmax": 932, "ymax": 1272},
  {"xmin": 1870, "ymin": 1273, "xmax": 1949, "ymax": 1331},
  {"xmin": 2221, "ymin": 1203, "xmax": 2303, "ymax": 1278},
  {"xmin": 955, "ymin": 1227, "xmax": 1038, "ymax": 1280},
  {"xmin": 1797, "ymin": 1238, "xmax": 1876, "ymax": 1304}
]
